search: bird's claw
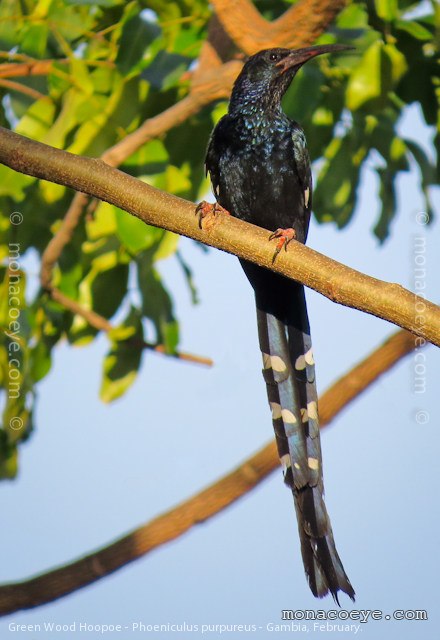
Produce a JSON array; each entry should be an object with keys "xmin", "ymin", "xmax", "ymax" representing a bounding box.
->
[
  {"xmin": 196, "ymin": 201, "xmax": 230, "ymax": 230},
  {"xmin": 269, "ymin": 228, "xmax": 296, "ymax": 262}
]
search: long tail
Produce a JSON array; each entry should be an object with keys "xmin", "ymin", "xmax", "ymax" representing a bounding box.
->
[{"xmin": 240, "ymin": 260, "xmax": 355, "ymax": 603}]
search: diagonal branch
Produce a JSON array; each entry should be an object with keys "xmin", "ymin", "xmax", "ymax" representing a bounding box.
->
[
  {"xmin": 0, "ymin": 78, "xmax": 49, "ymax": 101},
  {"xmin": 0, "ymin": 329, "xmax": 419, "ymax": 615},
  {"xmin": 1, "ymin": 127, "xmax": 439, "ymax": 346},
  {"xmin": 212, "ymin": 0, "xmax": 349, "ymax": 54}
]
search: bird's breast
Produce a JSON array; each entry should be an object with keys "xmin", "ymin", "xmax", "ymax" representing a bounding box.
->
[{"xmin": 216, "ymin": 130, "xmax": 306, "ymax": 237}]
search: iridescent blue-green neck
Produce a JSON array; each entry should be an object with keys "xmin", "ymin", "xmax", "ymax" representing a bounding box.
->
[{"xmin": 229, "ymin": 78, "xmax": 285, "ymax": 119}]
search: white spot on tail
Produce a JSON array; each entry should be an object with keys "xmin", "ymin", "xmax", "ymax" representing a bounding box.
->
[
  {"xmin": 308, "ymin": 457, "xmax": 319, "ymax": 470},
  {"xmin": 300, "ymin": 408, "xmax": 308, "ymax": 423},
  {"xmin": 271, "ymin": 355, "xmax": 287, "ymax": 372},
  {"xmin": 281, "ymin": 409, "xmax": 297, "ymax": 424},
  {"xmin": 270, "ymin": 402, "xmax": 282, "ymax": 419},
  {"xmin": 262, "ymin": 353, "xmax": 287, "ymax": 372},
  {"xmin": 307, "ymin": 401, "xmax": 318, "ymax": 420},
  {"xmin": 293, "ymin": 462, "xmax": 301, "ymax": 470},
  {"xmin": 295, "ymin": 348, "xmax": 314, "ymax": 371}
]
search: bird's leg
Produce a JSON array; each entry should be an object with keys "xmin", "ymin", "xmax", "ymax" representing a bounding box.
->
[
  {"xmin": 195, "ymin": 201, "xmax": 230, "ymax": 230},
  {"xmin": 269, "ymin": 228, "xmax": 296, "ymax": 262}
]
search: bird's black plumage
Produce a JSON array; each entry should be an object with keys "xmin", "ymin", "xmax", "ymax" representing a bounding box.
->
[{"xmin": 204, "ymin": 45, "xmax": 355, "ymax": 602}]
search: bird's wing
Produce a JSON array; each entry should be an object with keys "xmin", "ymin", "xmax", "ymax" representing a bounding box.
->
[
  {"xmin": 205, "ymin": 118, "xmax": 228, "ymax": 200},
  {"xmin": 290, "ymin": 125, "xmax": 313, "ymax": 235}
]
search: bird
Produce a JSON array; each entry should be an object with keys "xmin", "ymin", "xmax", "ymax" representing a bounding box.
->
[{"xmin": 199, "ymin": 45, "xmax": 355, "ymax": 603}]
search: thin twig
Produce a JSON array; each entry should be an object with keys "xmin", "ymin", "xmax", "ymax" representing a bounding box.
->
[
  {"xmin": 0, "ymin": 78, "xmax": 49, "ymax": 101},
  {"xmin": 0, "ymin": 58, "xmax": 65, "ymax": 78}
]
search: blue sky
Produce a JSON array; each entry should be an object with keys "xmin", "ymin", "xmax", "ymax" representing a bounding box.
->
[{"xmin": 0, "ymin": 105, "xmax": 439, "ymax": 640}]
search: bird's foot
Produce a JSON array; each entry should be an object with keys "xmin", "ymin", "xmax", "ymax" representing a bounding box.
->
[
  {"xmin": 196, "ymin": 201, "xmax": 230, "ymax": 230},
  {"xmin": 269, "ymin": 227, "xmax": 296, "ymax": 262}
]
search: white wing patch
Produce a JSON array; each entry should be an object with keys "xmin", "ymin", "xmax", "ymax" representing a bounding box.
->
[{"xmin": 304, "ymin": 186, "xmax": 310, "ymax": 208}]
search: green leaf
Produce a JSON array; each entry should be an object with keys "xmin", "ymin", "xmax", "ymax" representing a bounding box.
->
[
  {"xmin": 373, "ymin": 168, "xmax": 397, "ymax": 242},
  {"xmin": 314, "ymin": 129, "xmax": 367, "ymax": 228},
  {"xmin": 137, "ymin": 257, "xmax": 178, "ymax": 351},
  {"xmin": 116, "ymin": 15, "xmax": 160, "ymax": 75},
  {"xmin": 346, "ymin": 40, "xmax": 407, "ymax": 111},
  {"xmin": 346, "ymin": 40, "xmax": 382, "ymax": 110},
  {"xmin": 20, "ymin": 23, "xmax": 49, "ymax": 58},
  {"xmin": 0, "ymin": 1, "xmax": 21, "ymax": 52},
  {"xmin": 405, "ymin": 140, "xmax": 437, "ymax": 187},
  {"xmin": 116, "ymin": 209, "xmax": 163, "ymax": 254},
  {"xmin": 142, "ymin": 51, "xmax": 190, "ymax": 90},
  {"xmin": 69, "ymin": 262, "xmax": 128, "ymax": 344},
  {"xmin": 0, "ymin": 430, "xmax": 18, "ymax": 480},
  {"xmin": 48, "ymin": 2, "xmax": 96, "ymax": 40},
  {"xmin": 405, "ymin": 139, "xmax": 436, "ymax": 224},
  {"xmin": 100, "ymin": 306, "xmax": 144, "ymax": 403},
  {"xmin": 395, "ymin": 20, "xmax": 433, "ymax": 41},
  {"xmin": 66, "ymin": 75, "xmax": 134, "ymax": 156},
  {"xmin": 29, "ymin": 339, "xmax": 52, "ymax": 383},
  {"xmin": 397, "ymin": 58, "xmax": 438, "ymax": 125},
  {"xmin": 87, "ymin": 202, "xmax": 118, "ymax": 240},
  {"xmin": 336, "ymin": 3, "xmax": 369, "ymax": 29},
  {"xmin": 16, "ymin": 98, "xmax": 56, "ymax": 140},
  {"xmin": 90, "ymin": 264, "xmax": 129, "ymax": 320},
  {"xmin": 368, "ymin": 113, "xmax": 409, "ymax": 172},
  {"xmin": 123, "ymin": 139, "xmax": 169, "ymax": 177},
  {"xmin": 383, "ymin": 43, "xmax": 408, "ymax": 86},
  {"xmin": 153, "ymin": 231, "xmax": 179, "ymax": 261},
  {"xmin": 151, "ymin": 164, "xmax": 192, "ymax": 197},
  {"xmin": 176, "ymin": 250, "xmax": 199, "ymax": 305},
  {"xmin": 374, "ymin": 0, "xmax": 398, "ymax": 22},
  {"xmin": 0, "ymin": 165, "xmax": 34, "ymax": 199}
]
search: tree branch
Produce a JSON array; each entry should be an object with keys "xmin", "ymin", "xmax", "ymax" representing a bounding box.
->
[
  {"xmin": 2, "ymin": 127, "xmax": 439, "ymax": 346},
  {"xmin": 0, "ymin": 329, "xmax": 420, "ymax": 615},
  {"xmin": 0, "ymin": 78, "xmax": 49, "ymax": 101},
  {"xmin": 212, "ymin": 0, "xmax": 349, "ymax": 54},
  {"xmin": 0, "ymin": 58, "xmax": 67, "ymax": 79}
]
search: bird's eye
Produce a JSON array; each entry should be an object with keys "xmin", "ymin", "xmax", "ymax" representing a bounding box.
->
[{"xmin": 269, "ymin": 52, "xmax": 280, "ymax": 62}]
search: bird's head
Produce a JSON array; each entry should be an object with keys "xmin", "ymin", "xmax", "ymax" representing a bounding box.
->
[{"xmin": 229, "ymin": 44, "xmax": 352, "ymax": 114}]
